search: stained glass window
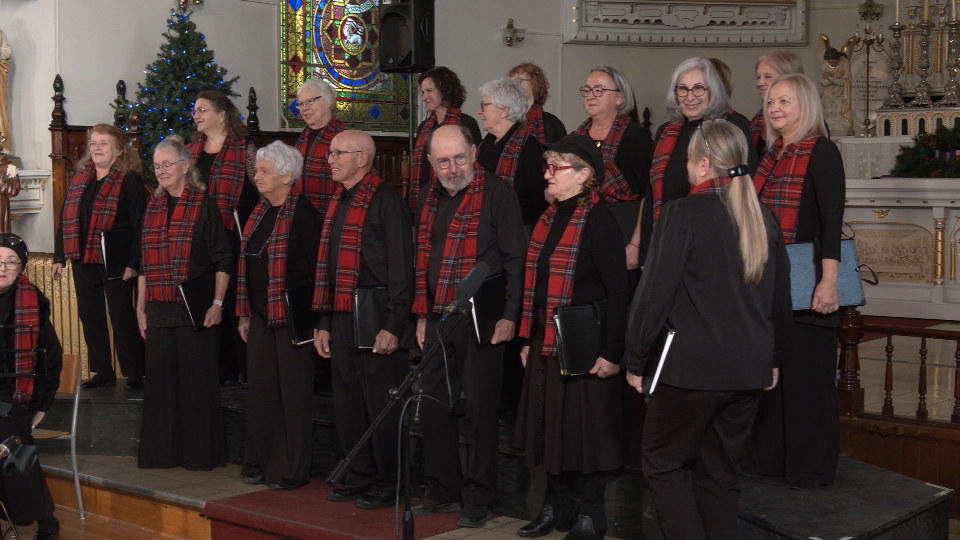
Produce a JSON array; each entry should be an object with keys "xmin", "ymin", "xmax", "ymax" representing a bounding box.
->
[{"xmin": 280, "ymin": 0, "xmax": 415, "ymax": 132}]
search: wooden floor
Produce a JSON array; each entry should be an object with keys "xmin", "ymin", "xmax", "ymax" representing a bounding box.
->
[{"xmin": 10, "ymin": 504, "xmax": 193, "ymax": 540}]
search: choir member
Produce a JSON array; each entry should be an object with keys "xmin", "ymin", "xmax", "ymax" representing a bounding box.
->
[
  {"xmin": 508, "ymin": 62, "xmax": 566, "ymax": 144},
  {"xmin": 294, "ymin": 79, "xmax": 345, "ymax": 215},
  {"xmin": 751, "ymin": 51, "xmax": 804, "ymax": 156}
]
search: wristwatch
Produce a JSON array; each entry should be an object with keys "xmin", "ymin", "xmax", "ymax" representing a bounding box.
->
[{"xmin": 213, "ymin": 299, "xmax": 224, "ymax": 307}]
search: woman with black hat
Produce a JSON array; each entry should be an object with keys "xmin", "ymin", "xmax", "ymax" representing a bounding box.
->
[{"xmin": 513, "ymin": 135, "xmax": 628, "ymax": 540}]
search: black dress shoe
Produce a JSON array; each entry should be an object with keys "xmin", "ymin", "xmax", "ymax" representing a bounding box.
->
[
  {"xmin": 267, "ymin": 482, "xmax": 289, "ymax": 491},
  {"xmin": 124, "ymin": 376, "xmax": 144, "ymax": 389},
  {"xmin": 80, "ymin": 373, "xmax": 116, "ymax": 389},
  {"xmin": 518, "ymin": 505, "xmax": 557, "ymax": 537},
  {"xmin": 355, "ymin": 488, "xmax": 396, "ymax": 509},
  {"xmin": 327, "ymin": 484, "xmax": 370, "ymax": 502},
  {"xmin": 457, "ymin": 503, "xmax": 492, "ymax": 528},
  {"xmin": 241, "ymin": 471, "xmax": 264, "ymax": 485},
  {"xmin": 33, "ymin": 529, "xmax": 60, "ymax": 540},
  {"xmin": 563, "ymin": 515, "xmax": 603, "ymax": 540},
  {"xmin": 410, "ymin": 497, "xmax": 461, "ymax": 516}
]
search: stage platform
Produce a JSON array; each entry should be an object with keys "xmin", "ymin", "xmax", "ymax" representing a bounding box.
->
[{"xmin": 35, "ymin": 382, "xmax": 954, "ymax": 539}]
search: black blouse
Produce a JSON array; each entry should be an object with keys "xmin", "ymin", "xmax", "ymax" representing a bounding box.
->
[
  {"xmin": 542, "ymin": 111, "xmax": 567, "ymax": 144},
  {"xmin": 477, "ymin": 121, "xmax": 547, "ymax": 226},
  {"xmin": 595, "ymin": 121, "xmax": 654, "ymax": 197},
  {"xmin": 0, "ymin": 287, "xmax": 62, "ymax": 412},
  {"xmin": 533, "ymin": 196, "xmax": 628, "ymax": 361}
]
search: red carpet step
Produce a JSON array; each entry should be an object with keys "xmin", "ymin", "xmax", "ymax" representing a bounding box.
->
[{"xmin": 206, "ymin": 480, "xmax": 460, "ymax": 539}]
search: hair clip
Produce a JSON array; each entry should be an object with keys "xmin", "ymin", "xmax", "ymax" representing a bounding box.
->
[{"xmin": 727, "ymin": 165, "xmax": 748, "ymax": 177}]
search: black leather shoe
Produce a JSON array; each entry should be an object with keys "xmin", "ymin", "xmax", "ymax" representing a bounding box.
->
[
  {"xmin": 267, "ymin": 482, "xmax": 289, "ymax": 491},
  {"xmin": 33, "ymin": 529, "xmax": 60, "ymax": 540},
  {"xmin": 327, "ymin": 484, "xmax": 370, "ymax": 502},
  {"xmin": 80, "ymin": 373, "xmax": 117, "ymax": 389},
  {"xmin": 457, "ymin": 503, "xmax": 491, "ymax": 528},
  {"xmin": 518, "ymin": 505, "xmax": 556, "ymax": 537},
  {"xmin": 241, "ymin": 471, "xmax": 264, "ymax": 485},
  {"xmin": 124, "ymin": 376, "xmax": 144, "ymax": 389},
  {"xmin": 355, "ymin": 488, "xmax": 396, "ymax": 509},
  {"xmin": 564, "ymin": 514, "xmax": 605, "ymax": 540},
  {"xmin": 410, "ymin": 497, "xmax": 461, "ymax": 516}
]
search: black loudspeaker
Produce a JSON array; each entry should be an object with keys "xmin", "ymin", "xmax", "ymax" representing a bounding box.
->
[{"xmin": 379, "ymin": 0, "xmax": 434, "ymax": 73}]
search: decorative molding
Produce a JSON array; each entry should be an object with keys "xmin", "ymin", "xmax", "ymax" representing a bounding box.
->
[
  {"xmin": 11, "ymin": 169, "xmax": 50, "ymax": 217},
  {"xmin": 565, "ymin": 0, "xmax": 807, "ymax": 46}
]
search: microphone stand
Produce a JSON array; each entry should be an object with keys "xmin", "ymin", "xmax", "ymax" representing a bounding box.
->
[{"xmin": 325, "ymin": 303, "xmax": 472, "ymax": 540}]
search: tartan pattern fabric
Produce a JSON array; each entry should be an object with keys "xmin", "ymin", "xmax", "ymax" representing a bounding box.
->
[
  {"xmin": 141, "ymin": 187, "xmax": 205, "ymax": 303},
  {"xmin": 408, "ymin": 108, "xmax": 462, "ymax": 213},
  {"xmin": 60, "ymin": 164, "xmax": 125, "ymax": 264},
  {"xmin": 313, "ymin": 171, "xmax": 382, "ymax": 312},
  {"xmin": 235, "ymin": 190, "xmax": 299, "ymax": 326},
  {"xmin": 12, "ymin": 275, "xmax": 41, "ymax": 404},
  {"xmin": 189, "ymin": 134, "xmax": 247, "ymax": 230},
  {"xmin": 295, "ymin": 117, "xmax": 346, "ymax": 214},
  {"xmin": 750, "ymin": 110, "xmax": 765, "ymax": 149},
  {"xmin": 689, "ymin": 176, "xmax": 734, "ymax": 197},
  {"xmin": 572, "ymin": 114, "xmax": 638, "ymax": 203},
  {"xmin": 527, "ymin": 103, "xmax": 546, "ymax": 144},
  {"xmin": 753, "ymin": 136, "xmax": 819, "ymax": 244},
  {"xmin": 494, "ymin": 122, "xmax": 530, "ymax": 186},
  {"xmin": 519, "ymin": 192, "xmax": 598, "ymax": 356},
  {"xmin": 649, "ymin": 121, "xmax": 682, "ymax": 223},
  {"xmin": 413, "ymin": 163, "xmax": 486, "ymax": 316}
]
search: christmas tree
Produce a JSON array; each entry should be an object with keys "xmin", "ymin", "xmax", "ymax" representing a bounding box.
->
[{"xmin": 120, "ymin": 8, "xmax": 239, "ymax": 180}]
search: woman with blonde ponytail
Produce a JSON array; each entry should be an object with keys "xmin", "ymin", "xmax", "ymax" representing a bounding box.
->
[{"xmin": 625, "ymin": 120, "xmax": 791, "ymax": 539}]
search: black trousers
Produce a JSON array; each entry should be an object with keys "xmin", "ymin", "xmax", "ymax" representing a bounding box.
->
[
  {"xmin": 419, "ymin": 313, "xmax": 504, "ymax": 507},
  {"xmin": 138, "ymin": 325, "xmax": 224, "ymax": 470},
  {"xmin": 72, "ymin": 261, "xmax": 144, "ymax": 377},
  {"xmin": 0, "ymin": 405, "xmax": 55, "ymax": 525},
  {"xmin": 329, "ymin": 313, "xmax": 408, "ymax": 490},
  {"xmin": 244, "ymin": 312, "xmax": 315, "ymax": 489},
  {"xmin": 642, "ymin": 384, "xmax": 761, "ymax": 540},
  {"xmin": 752, "ymin": 320, "xmax": 840, "ymax": 486}
]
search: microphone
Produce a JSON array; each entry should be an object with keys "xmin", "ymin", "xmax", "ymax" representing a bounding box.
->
[
  {"xmin": 440, "ymin": 262, "xmax": 490, "ymax": 321},
  {"xmin": 0, "ymin": 436, "xmax": 18, "ymax": 460}
]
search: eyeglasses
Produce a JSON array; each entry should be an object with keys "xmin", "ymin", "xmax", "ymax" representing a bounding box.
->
[
  {"xmin": 434, "ymin": 154, "xmax": 470, "ymax": 169},
  {"xmin": 190, "ymin": 107, "xmax": 218, "ymax": 116},
  {"xmin": 0, "ymin": 234, "xmax": 24, "ymax": 249},
  {"xmin": 153, "ymin": 159, "xmax": 185, "ymax": 172},
  {"xmin": 479, "ymin": 101, "xmax": 495, "ymax": 109},
  {"xmin": 579, "ymin": 85, "xmax": 620, "ymax": 97},
  {"xmin": 675, "ymin": 84, "xmax": 709, "ymax": 98},
  {"xmin": 243, "ymin": 239, "xmax": 269, "ymax": 260},
  {"xmin": 698, "ymin": 123, "xmax": 712, "ymax": 155},
  {"xmin": 299, "ymin": 95, "xmax": 323, "ymax": 108},
  {"xmin": 543, "ymin": 163, "xmax": 577, "ymax": 176},
  {"xmin": 326, "ymin": 149, "xmax": 363, "ymax": 160},
  {"xmin": 0, "ymin": 260, "xmax": 21, "ymax": 271},
  {"xmin": 512, "ymin": 77, "xmax": 531, "ymax": 83}
]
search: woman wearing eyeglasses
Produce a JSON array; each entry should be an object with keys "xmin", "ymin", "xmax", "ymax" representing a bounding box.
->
[
  {"xmin": 571, "ymin": 65, "xmax": 652, "ymax": 271},
  {"xmin": 408, "ymin": 66, "xmax": 483, "ymax": 213},
  {"xmin": 53, "ymin": 124, "xmax": 146, "ymax": 391},
  {"xmin": 513, "ymin": 135, "xmax": 628, "ymax": 540},
  {"xmin": 0, "ymin": 233, "xmax": 65, "ymax": 540},
  {"xmin": 236, "ymin": 141, "xmax": 321, "ymax": 491},
  {"xmin": 136, "ymin": 135, "xmax": 234, "ymax": 471},
  {"xmin": 644, "ymin": 57, "xmax": 758, "ymax": 263},
  {"xmin": 294, "ymin": 79, "xmax": 345, "ymax": 215}
]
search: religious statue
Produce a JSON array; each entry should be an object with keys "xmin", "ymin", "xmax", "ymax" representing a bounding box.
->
[
  {"xmin": 820, "ymin": 35, "xmax": 855, "ymax": 136},
  {"xmin": 0, "ymin": 29, "xmax": 10, "ymax": 153},
  {"xmin": 0, "ymin": 135, "xmax": 21, "ymax": 234}
]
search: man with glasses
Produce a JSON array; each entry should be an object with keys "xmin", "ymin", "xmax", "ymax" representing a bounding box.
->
[
  {"xmin": 312, "ymin": 130, "xmax": 414, "ymax": 509},
  {"xmin": 410, "ymin": 124, "xmax": 526, "ymax": 528},
  {"xmin": 293, "ymin": 80, "xmax": 345, "ymax": 215}
]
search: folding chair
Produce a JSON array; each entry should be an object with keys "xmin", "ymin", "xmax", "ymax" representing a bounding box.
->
[{"xmin": 32, "ymin": 353, "xmax": 83, "ymax": 519}]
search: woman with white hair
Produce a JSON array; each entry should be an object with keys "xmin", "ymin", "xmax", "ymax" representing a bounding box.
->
[
  {"xmin": 751, "ymin": 51, "xmax": 804, "ymax": 156},
  {"xmin": 294, "ymin": 79, "xmax": 344, "ymax": 215},
  {"xmin": 477, "ymin": 77, "xmax": 547, "ymax": 227},
  {"xmin": 236, "ymin": 140, "xmax": 322, "ymax": 490},
  {"xmin": 645, "ymin": 57, "xmax": 758, "ymax": 259}
]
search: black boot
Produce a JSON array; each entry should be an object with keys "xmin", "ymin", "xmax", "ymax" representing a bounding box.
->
[
  {"xmin": 518, "ymin": 505, "xmax": 557, "ymax": 537},
  {"xmin": 563, "ymin": 503, "xmax": 606, "ymax": 540}
]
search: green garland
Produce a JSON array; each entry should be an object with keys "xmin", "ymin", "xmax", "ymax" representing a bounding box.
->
[{"xmin": 891, "ymin": 126, "xmax": 960, "ymax": 178}]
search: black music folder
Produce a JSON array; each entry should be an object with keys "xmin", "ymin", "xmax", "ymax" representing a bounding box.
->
[
  {"xmin": 100, "ymin": 229, "xmax": 132, "ymax": 280},
  {"xmin": 469, "ymin": 270, "xmax": 507, "ymax": 345},
  {"xmin": 177, "ymin": 267, "xmax": 216, "ymax": 331},
  {"xmin": 283, "ymin": 287, "xmax": 317, "ymax": 346},
  {"xmin": 352, "ymin": 287, "xmax": 417, "ymax": 349},
  {"xmin": 642, "ymin": 320, "xmax": 677, "ymax": 395},
  {"xmin": 552, "ymin": 301, "xmax": 607, "ymax": 376}
]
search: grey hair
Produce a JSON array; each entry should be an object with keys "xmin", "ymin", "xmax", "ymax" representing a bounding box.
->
[
  {"xmin": 153, "ymin": 134, "xmax": 205, "ymax": 197},
  {"xmin": 588, "ymin": 65, "xmax": 635, "ymax": 115},
  {"xmin": 478, "ymin": 77, "xmax": 528, "ymax": 123},
  {"xmin": 665, "ymin": 57, "xmax": 731, "ymax": 123},
  {"xmin": 297, "ymin": 79, "xmax": 337, "ymax": 114},
  {"xmin": 257, "ymin": 140, "xmax": 304, "ymax": 185}
]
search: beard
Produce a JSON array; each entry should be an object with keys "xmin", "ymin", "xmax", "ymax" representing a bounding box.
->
[{"xmin": 438, "ymin": 167, "xmax": 474, "ymax": 194}]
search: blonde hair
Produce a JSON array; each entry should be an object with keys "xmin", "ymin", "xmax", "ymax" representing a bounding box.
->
[
  {"xmin": 756, "ymin": 51, "xmax": 804, "ymax": 77},
  {"xmin": 688, "ymin": 119, "xmax": 768, "ymax": 283},
  {"xmin": 763, "ymin": 73, "xmax": 828, "ymax": 149},
  {"xmin": 79, "ymin": 124, "xmax": 142, "ymax": 174},
  {"xmin": 152, "ymin": 135, "xmax": 206, "ymax": 197}
]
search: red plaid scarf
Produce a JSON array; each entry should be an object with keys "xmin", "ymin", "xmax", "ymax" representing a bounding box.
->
[
  {"xmin": 519, "ymin": 192, "xmax": 598, "ymax": 356},
  {"xmin": 750, "ymin": 110, "xmax": 765, "ymax": 149},
  {"xmin": 408, "ymin": 108, "xmax": 462, "ymax": 213},
  {"xmin": 413, "ymin": 163, "xmax": 486, "ymax": 316},
  {"xmin": 689, "ymin": 175, "xmax": 734, "ymax": 197},
  {"xmin": 295, "ymin": 117, "xmax": 346, "ymax": 214},
  {"xmin": 141, "ymin": 187, "xmax": 205, "ymax": 303},
  {"xmin": 649, "ymin": 121, "xmax": 682, "ymax": 223},
  {"xmin": 235, "ymin": 190, "xmax": 299, "ymax": 326},
  {"xmin": 572, "ymin": 114, "xmax": 637, "ymax": 202},
  {"xmin": 12, "ymin": 275, "xmax": 41, "ymax": 404},
  {"xmin": 753, "ymin": 136, "xmax": 819, "ymax": 244},
  {"xmin": 313, "ymin": 171, "xmax": 382, "ymax": 312},
  {"xmin": 527, "ymin": 104, "xmax": 546, "ymax": 144},
  {"xmin": 189, "ymin": 134, "xmax": 247, "ymax": 230},
  {"xmin": 493, "ymin": 123, "xmax": 530, "ymax": 186},
  {"xmin": 60, "ymin": 164, "xmax": 126, "ymax": 264}
]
